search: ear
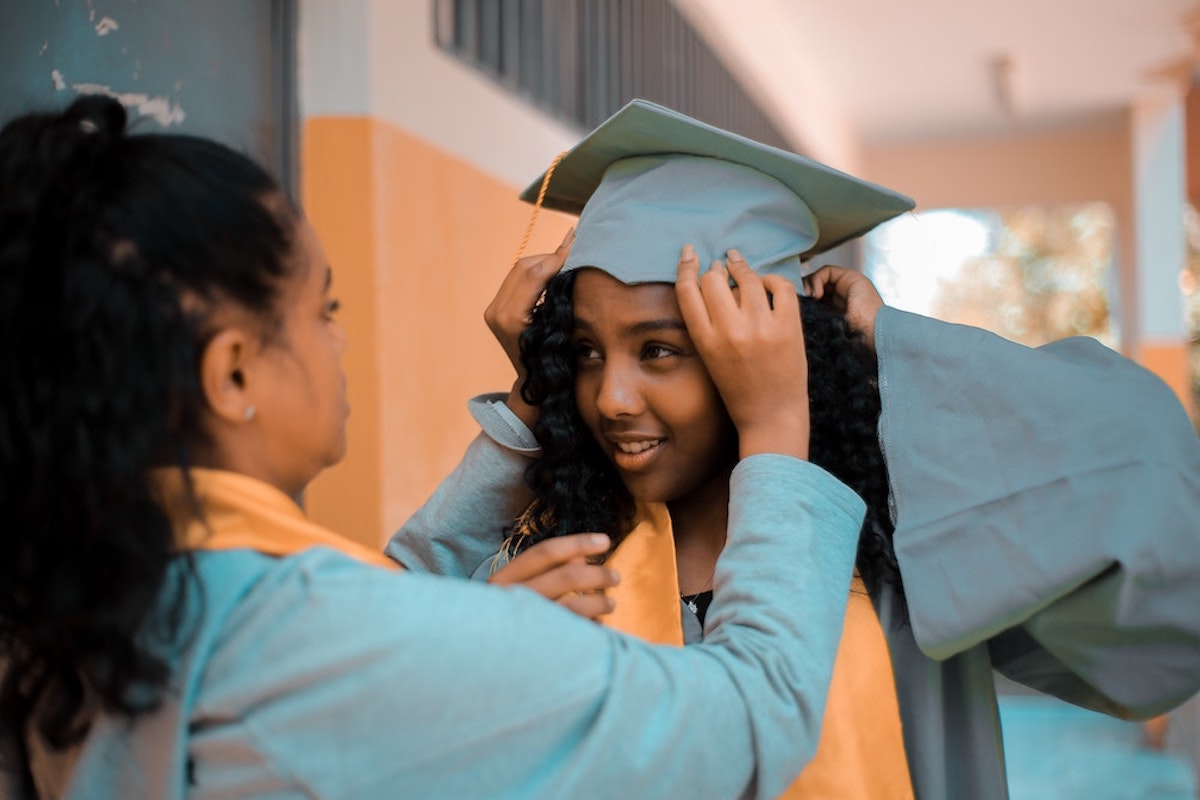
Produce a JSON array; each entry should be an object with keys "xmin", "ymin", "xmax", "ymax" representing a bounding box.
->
[{"xmin": 199, "ymin": 327, "xmax": 256, "ymax": 424}]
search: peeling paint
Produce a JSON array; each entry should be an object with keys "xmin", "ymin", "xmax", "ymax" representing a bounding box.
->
[
  {"xmin": 95, "ymin": 17, "xmax": 119, "ymax": 36},
  {"xmin": 51, "ymin": 69, "xmax": 66, "ymax": 91},
  {"xmin": 72, "ymin": 83, "xmax": 186, "ymax": 127}
]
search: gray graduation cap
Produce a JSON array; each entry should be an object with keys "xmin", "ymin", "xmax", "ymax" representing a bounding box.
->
[{"xmin": 520, "ymin": 99, "xmax": 915, "ymax": 286}]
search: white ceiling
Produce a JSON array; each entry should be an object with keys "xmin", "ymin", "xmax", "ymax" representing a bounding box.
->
[{"xmin": 682, "ymin": 0, "xmax": 1199, "ymax": 156}]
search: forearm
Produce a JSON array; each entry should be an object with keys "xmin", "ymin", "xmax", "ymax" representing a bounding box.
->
[
  {"xmin": 696, "ymin": 454, "xmax": 863, "ymax": 794},
  {"xmin": 223, "ymin": 456, "xmax": 863, "ymax": 799},
  {"xmin": 385, "ymin": 431, "xmax": 532, "ymax": 576}
]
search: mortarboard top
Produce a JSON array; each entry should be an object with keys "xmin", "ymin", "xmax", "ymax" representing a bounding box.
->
[{"xmin": 518, "ymin": 99, "xmax": 915, "ymax": 286}]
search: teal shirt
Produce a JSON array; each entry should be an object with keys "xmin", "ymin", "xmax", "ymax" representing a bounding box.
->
[{"xmin": 28, "ymin": 456, "xmax": 863, "ymax": 800}]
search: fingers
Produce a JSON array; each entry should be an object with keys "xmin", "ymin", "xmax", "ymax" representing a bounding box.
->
[
  {"xmin": 486, "ymin": 227, "xmax": 575, "ymax": 330},
  {"xmin": 803, "ymin": 265, "xmax": 857, "ymax": 306},
  {"xmin": 674, "ymin": 245, "xmax": 811, "ymax": 461},
  {"xmin": 675, "ymin": 244, "xmax": 712, "ymax": 334},
  {"xmin": 724, "ymin": 249, "xmax": 770, "ymax": 313},
  {"xmin": 488, "ymin": 532, "xmax": 610, "ymax": 586},
  {"xmin": 762, "ymin": 273, "xmax": 800, "ymax": 319},
  {"xmin": 559, "ymin": 590, "xmax": 616, "ymax": 621},
  {"xmin": 801, "ymin": 264, "xmax": 884, "ymax": 349},
  {"xmin": 488, "ymin": 533, "xmax": 622, "ymax": 621},
  {"xmin": 803, "ymin": 265, "xmax": 845, "ymax": 301},
  {"xmin": 554, "ymin": 225, "xmax": 576, "ymax": 255},
  {"xmin": 523, "ymin": 560, "xmax": 619, "ymax": 607},
  {"xmin": 484, "ymin": 227, "xmax": 575, "ymax": 388}
]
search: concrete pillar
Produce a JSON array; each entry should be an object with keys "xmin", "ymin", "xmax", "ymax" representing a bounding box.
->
[{"xmin": 1123, "ymin": 87, "xmax": 1193, "ymax": 416}]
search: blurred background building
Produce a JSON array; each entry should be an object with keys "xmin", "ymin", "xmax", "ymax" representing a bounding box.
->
[{"xmin": 3, "ymin": 1, "xmax": 1199, "ymax": 796}]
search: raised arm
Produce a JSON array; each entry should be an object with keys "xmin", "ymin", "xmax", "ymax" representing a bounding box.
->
[
  {"xmin": 195, "ymin": 456, "xmax": 863, "ymax": 799},
  {"xmin": 386, "ymin": 233, "xmax": 574, "ymax": 575},
  {"xmin": 876, "ymin": 304, "xmax": 1200, "ymax": 718},
  {"xmin": 808, "ymin": 264, "xmax": 1200, "ymax": 717}
]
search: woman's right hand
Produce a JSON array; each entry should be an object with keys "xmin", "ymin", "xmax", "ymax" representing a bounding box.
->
[
  {"xmin": 488, "ymin": 532, "xmax": 619, "ymax": 620},
  {"xmin": 675, "ymin": 246, "xmax": 811, "ymax": 461},
  {"xmin": 484, "ymin": 227, "xmax": 574, "ymax": 427}
]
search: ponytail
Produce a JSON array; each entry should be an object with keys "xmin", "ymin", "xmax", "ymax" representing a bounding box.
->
[{"xmin": 0, "ymin": 95, "xmax": 295, "ymax": 750}]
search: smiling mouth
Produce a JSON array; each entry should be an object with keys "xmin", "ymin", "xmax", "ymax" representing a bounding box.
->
[
  {"xmin": 610, "ymin": 438, "xmax": 666, "ymax": 472},
  {"xmin": 615, "ymin": 439, "xmax": 663, "ymax": 455}
]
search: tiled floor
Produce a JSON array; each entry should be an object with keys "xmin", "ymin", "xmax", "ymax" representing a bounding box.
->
[{"xmin": 999, "ymin": 694, "xmax": 1197, "ymax": 800}]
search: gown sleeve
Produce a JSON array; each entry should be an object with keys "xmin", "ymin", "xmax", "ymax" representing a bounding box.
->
[
  {"xmin": 876, "ymin": 306, "xmax": 1200, "ymax": 719},
  {"xmin": 384, "ymin": 393, "xmax": 534, "ymax": 577},
  {"xmin": 193, "ymin": 456, "xmax": 864, "ymax": 800}
]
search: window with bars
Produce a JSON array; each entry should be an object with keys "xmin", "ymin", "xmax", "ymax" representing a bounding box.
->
[{"xmin": 433, "ymin": 0, "xmax": 792, "ymax": 149}]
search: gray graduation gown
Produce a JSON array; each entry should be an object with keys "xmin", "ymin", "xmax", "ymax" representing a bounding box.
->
[
  {"xmin": 873, "ymin": 307, "xmax": 1200, "ymax": 799},
  {"xmin": 387, "ymin": 306, "xmax": 1200, "ymax": 800}
]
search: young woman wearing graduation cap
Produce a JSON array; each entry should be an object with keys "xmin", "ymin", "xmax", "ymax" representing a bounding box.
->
[
  {"xmin": 388, "ymin": 100, "xmax": 1200, "ymax": 799},
  {"xmin": 0, "ymin": 96, "xmax": 875, "ymax": 799}
]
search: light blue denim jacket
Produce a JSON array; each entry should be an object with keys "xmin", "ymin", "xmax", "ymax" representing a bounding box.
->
[{"xmin": 20, "ymin": 455, "xmax": 862, "ymax": 800}]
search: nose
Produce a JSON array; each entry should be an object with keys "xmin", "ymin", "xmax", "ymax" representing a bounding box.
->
[{"xmin": 593, "ymin": 359, "xmax": 644, "ymax": 420}]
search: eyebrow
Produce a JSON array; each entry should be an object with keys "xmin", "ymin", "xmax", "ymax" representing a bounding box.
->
[
  {"xmin": 574, "ymin": 317, "xmax": 688, "ymax": 336},
  {"xmin": 324, "ymin": 266, "xmax": 333, "ymax": 291}
]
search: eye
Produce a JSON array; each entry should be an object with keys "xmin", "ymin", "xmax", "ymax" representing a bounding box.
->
[
  {"xmin": 323, "ymin": 298, "xmax": 341, "ymax": 319},
  {"xmin": 574, "ymin": 341, "xmax": 601, "ymax": 364},
  {"xmin": 643, "ymin": 343, "xmax": 678, "ymax": 360}
]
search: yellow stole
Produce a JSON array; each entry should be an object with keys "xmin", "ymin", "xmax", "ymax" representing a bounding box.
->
[
  {"xmin": 603, "ymin": 505, "xmax": 913, "ymax": 799},
  {"xmin": 153, "ymin": 467, "xmax": 397, "ymax": 570}
]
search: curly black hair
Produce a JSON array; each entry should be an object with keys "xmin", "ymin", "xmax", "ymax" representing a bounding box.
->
[
  {"xmin": 513, "ymin": 269, "xmax": 901, "ymax": 599},
  {"xmin": 0, "ymin": 96, "xmax": 296, "ymax": 758}
]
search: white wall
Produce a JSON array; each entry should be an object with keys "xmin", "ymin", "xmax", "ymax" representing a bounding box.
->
[{"xmin": 299, "ymin": 0, "xmax": 580, "ymax": 188}]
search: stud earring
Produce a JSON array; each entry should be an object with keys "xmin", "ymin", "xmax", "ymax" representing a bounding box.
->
[{"xmin": 244, "ymin": 405, "xmax": 256, "ymax": 420}]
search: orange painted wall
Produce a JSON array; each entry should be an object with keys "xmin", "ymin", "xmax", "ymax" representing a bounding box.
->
[
  {"xmin": 1139, "ymin": 342, "xmax": 1194, "ymax": 417},
  {"xmin": 301, "ymin": 114, "xmax": 572, "ymax": 549},
  {"xmin": 300, "ymin": 117, "xmax": 383, "ymax": 549}
]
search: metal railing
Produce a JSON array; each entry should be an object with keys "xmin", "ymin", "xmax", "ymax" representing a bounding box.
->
[{"xmin": 433, "ymin": 0, "xmax": 791, "ymax": 149}]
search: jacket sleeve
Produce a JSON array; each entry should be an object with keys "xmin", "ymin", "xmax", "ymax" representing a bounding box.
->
[
  {"xmin": 192, "ymin": 456, "xmax": 864, "ymax": 800},
  {"xmin": 876, "ymin": 306, "xmax": 1200, "ymax": 719},
  {"xmin": 384, "ymin": 393, "xmax": 535, "ymax": 577}
]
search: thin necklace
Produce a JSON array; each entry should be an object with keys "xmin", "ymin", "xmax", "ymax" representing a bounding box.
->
[{"xmin": 681, "ymin": 570, "xmax": 716, "ymax": 614}]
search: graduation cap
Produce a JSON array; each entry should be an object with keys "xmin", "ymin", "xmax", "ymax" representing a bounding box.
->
[{"xmin": 518, "ymin": 99, "xmax": 915, "ymax": 286}]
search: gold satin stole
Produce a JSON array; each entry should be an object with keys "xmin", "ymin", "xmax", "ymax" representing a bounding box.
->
[
  {"xmin": 603, "ymin": 504, "xmax": 913, "ymax": 799},
  {"xmin": 153, "ymin": 467, "xmax": 397, "ymax": 570}
]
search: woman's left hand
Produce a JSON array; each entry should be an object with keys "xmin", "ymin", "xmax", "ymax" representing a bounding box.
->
[
  {"xmin": 675, "ymin": 246, "xmax": 810, "ymax": 461},
  {"xmin": 484, "ymin": 227, "xmax": 575, "ymax": 427},
  {"xmin": 803, "ymin": 265, "xmax": 884, "ymax": 350},
  {"xmin": 488, "ymin": 532, "xmax": 619, "ymax": 620}
]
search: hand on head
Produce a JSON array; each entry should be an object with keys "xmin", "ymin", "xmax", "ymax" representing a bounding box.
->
[
  {"xmin": 488, "ymin": 532, "xmax": 619, "ymax": 620},
  {"xmin": 804, "ymin": 265, "xmax": 884, "ymax": 350},
  {"xmin": 674, "ymin": 246, "xmax": 810, "ymax": 461},
  {"xmin": 485, "ymin": 227, "xmax": 575, "ymax": 427}
]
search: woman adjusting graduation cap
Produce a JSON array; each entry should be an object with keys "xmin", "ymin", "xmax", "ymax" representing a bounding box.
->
[{"xmin": 389, "ymin": 99, "xmax": 1200, "ymax": 800}]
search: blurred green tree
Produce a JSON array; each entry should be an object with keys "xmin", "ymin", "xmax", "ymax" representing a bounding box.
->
[{"xmin": 930, "ymin": 204, "xmax": 1113, "ymax": 348}]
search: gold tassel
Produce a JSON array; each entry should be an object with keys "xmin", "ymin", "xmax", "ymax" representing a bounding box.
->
[{"xmin": 510, "ymin": 150, "xmax": 567, "ymax": 268}]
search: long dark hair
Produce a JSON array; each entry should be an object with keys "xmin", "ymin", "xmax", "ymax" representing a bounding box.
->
[
  {"xmin": 513, "ymin": 269, "xmax": 901, "ymax": 598},
  {"xmin": 0, "ymin": 96, "xmax": 297, "ymax": 755}
]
